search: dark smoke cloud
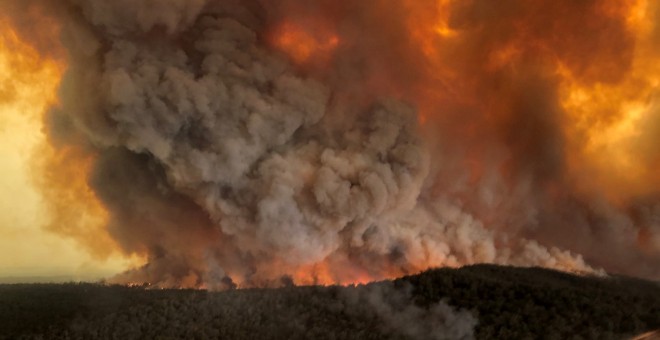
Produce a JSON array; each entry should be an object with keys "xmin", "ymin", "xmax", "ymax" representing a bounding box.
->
[{"xmin": 8, "ymin": 0, "xmax": 660, "ymax": 285}]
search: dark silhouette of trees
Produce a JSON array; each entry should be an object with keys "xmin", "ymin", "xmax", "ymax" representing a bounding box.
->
[{"xmin": 0, "ymin": 265, "xmax": 658, "ymax": 339}]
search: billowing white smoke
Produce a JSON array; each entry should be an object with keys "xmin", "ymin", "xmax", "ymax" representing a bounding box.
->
[{"xmin": 39, "ymin": 0, "xmax": 648, "ymax": 287}]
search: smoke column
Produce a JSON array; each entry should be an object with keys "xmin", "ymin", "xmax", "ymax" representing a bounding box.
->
[{"xmin": 3, "ymin": 0, "xmax": 659, "ymax": 287}]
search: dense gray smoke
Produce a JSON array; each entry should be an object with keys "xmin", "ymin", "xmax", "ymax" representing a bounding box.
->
[{"xmin": 5, "ymin": 0, "xmax": 660, "ymax": 286}]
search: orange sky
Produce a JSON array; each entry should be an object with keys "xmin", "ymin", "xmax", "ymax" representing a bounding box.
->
[{"xmin": 0, "ymin": 22, "xmax": 140, "ymax": 280}]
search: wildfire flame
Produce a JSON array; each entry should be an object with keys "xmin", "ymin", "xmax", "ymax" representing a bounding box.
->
[{"xmin": 271, "ymin": 20, "xmax": 340, "ymax": 66}]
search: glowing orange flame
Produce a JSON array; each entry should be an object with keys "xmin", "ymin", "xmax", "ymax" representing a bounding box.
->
[
  {"xmin": 271, "ymin": 21, "xmax": 340, "ymax": 65},
  {"xmin": 291, "ymin": 261, "xmax": 380, "ymax": 286}
]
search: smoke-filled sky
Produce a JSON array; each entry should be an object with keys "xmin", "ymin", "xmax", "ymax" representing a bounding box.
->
[
  {"xmin": 0, "ymin": 0, "xmax": 659, "ymax": 286},
  {"xmin": 0, "ymin": 16, "xmax": 138, "ymax": 280}
]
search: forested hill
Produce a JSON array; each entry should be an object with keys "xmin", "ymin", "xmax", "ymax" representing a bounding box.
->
[
  {"xmin": 397, "ymin": 265, "xmax": 660, "ymax": 338},
  {"xmin": 1, "ymin": 264, "xmax": 659, "ymax": 339}
]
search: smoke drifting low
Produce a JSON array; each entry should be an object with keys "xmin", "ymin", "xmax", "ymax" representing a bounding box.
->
[{"xmin": 5, "ymin": 0, "xmax": 660, "ymax": 286}]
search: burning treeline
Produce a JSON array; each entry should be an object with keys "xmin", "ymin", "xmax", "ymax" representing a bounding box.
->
[{"xmin": 2, "ymin": 0, "xmax": 659, "ymax": 288}]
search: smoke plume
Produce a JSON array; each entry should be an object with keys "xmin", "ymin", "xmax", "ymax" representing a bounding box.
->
[{"xmin": 4, "ymin": 0, "xmax": 660, "ymax": 286}]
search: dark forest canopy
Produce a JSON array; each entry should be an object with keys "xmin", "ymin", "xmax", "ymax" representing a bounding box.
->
[{"xmin": 1, "ymin": 265, "xmax": 659, "ymax": 339}]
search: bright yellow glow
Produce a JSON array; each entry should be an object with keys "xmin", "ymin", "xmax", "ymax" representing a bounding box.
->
[
  {"xmin": 432, "ymin": 0, "xmax": 458, "ymax": 38},
  {"xmin": 0, "ymin": 21, "xmax": 142, "ymax": 281},
  {"xmin": 558, "ymin": 0, "xmax": 660, "ymax": 200}
]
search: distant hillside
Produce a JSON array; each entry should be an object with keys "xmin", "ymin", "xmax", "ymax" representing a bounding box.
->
[{"xmin": 0, "ymin": 265, "xmax": 658, "ymax": 339}]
